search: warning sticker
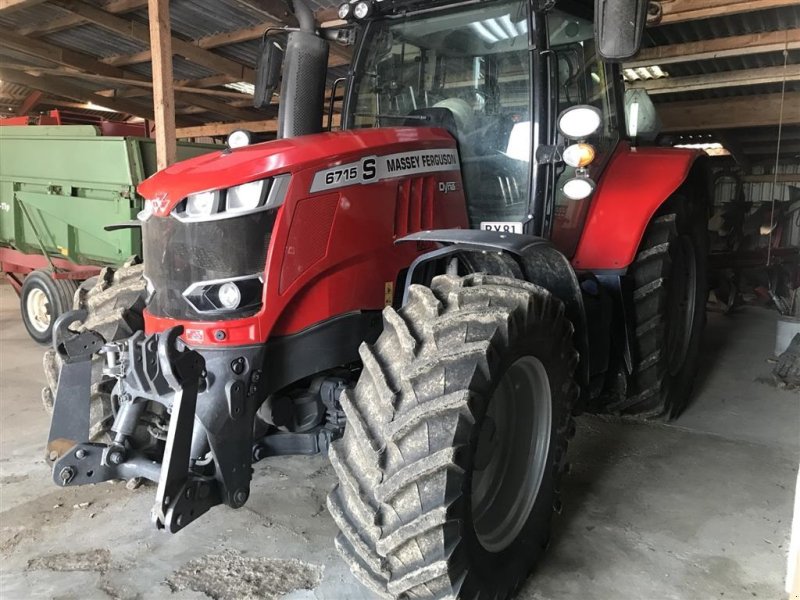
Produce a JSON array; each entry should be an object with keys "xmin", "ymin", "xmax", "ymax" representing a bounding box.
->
[{"xmin": 310, "ymin": 148, "xmax": 460, "ymax": 193}]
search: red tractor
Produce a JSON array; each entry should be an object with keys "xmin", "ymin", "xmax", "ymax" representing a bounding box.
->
[{"xmin": 44, "ymin": 0, "xmax": 709, "ymax": 598}]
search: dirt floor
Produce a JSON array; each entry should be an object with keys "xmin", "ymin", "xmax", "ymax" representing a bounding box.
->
[{"xmin": 0, "ymin": 282, "xmax": 797, "ymax": 600}]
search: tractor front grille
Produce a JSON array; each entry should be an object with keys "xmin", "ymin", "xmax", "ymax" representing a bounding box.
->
[{"xmin": 142, "ymin": 210, "xmax": 275, "ymax": 321}]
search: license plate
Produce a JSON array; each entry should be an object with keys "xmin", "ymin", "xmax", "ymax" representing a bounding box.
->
[{"xmin": 481, "ymin": 221, "xmax": 524, "ymax": 234}]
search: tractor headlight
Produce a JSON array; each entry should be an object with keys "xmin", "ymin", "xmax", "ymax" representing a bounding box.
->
[
  {"xmin": 173, "ymin": 175, "xmax": 290, "ymax": 222},
  {"xmin": 227, "ymin": 129, "xmax": 253, "ymax": 149},
  {"xmin": 562, "ymin": 173, "xmax": 596, "ymax": 200},
  {"xmin": 185, "ymin": 190, "xmax": 221, "ymax": 219},
  {"xmin": 183, "ymin": 275, "xmax": 263, "ymax": 314},
  {"xmin": 557, "ymin": 105, "xmax": 602, "ymax": 140},
  {"xmin": 338, "ymin": 2, "xmax": 353, "ymax": 19},
  {"xmin": 227, "ymin": 180, "xmax": 267, "ymax": 213},
  {"xmin": 353, "ymin": 0, "xmax": 374, "ymax": 20},
  {"xmin": 217, "ymin": 282, "xmax": 242, "ymax": 310}
]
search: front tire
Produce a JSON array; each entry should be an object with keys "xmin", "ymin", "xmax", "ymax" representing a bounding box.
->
[
  {"xmin": 328, "ymin": 273, "xmax": 579, "ymax": 599},
  {"xmin": 42, "ymin": 261, "xmax": 147, "ymax": 441}
]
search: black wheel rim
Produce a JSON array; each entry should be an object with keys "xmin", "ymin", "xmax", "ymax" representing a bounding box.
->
[
  {"xmin": 471, "ymin": 356, "xmax": 552, "ymax": 553},
  {"xmin": 666, "ymin": 234, "xmax": 697, "ymax": 376}
]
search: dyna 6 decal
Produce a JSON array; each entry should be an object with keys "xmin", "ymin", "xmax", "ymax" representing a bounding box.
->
[{"xmin": 310, "ymin": 148, "xmax": 461, "ymax": 193}]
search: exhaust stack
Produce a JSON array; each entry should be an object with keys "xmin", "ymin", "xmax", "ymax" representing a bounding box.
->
[{"xmin": 277, "ymin": 0, "xmax": 330, "ymax": 139}]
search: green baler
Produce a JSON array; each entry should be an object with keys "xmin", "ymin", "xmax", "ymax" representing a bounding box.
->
[{"xmin": 0, "ymin": 125, "xmax": 216, "ymax": 342}]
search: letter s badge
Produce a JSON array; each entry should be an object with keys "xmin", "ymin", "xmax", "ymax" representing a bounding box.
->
[{"xmin": 362, "ymin": 157, "xmax": 377, "ymax": 181}]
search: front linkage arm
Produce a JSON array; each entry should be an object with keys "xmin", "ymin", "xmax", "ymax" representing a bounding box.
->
[{"xmin": 46, "ymin": 312, "xmax": 256, "ymax": 533}]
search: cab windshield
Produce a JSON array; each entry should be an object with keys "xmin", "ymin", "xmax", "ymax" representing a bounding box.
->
[{"xmin": 348, "ymin": 0, "xmax": 532, "ymax": 227}]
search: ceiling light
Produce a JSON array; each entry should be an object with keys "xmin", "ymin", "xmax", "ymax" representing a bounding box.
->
[
  {"xmin": 484, "ymin": 18, "xmax": 508, "ymax": 40},
  {"xmin": 224, "ymin": 81, "xmax": 255, "ymax": 95},
  {"xmin": 471, "ymin": 22, "xmax": 499, "ymax": 44},
  {"xmin": 499, "ymin": 15, "xmax": 519, "ymax": 38}
]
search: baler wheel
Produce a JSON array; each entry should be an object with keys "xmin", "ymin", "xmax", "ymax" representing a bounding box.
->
[
  {"xmin": 41, "ymin": 260, "xmax": 147, "ymax": 441},
  {"xmin": 612, "ymin": 194, "xmax": 708, "ymax": 419},
  {"xmin": 328, "ymin": 273, "xmax": 579, "ymax": 600}
]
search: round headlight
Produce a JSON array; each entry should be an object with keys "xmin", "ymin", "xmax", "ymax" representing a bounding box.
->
[
  {"xmin": 562, "ymin": 143, "xmax": 596, "ymax": 168},
  {"xmin": 562, "ymin": 177, "xmax": 596, "ymax": 201},
  {"xmin": 557, "ymin": 105, "xmax": 602, "ymax": 140},
  {"xmin": 186, "ymin": 191, "xmax": 220, "ymax": 218},
  {"xmin": 227, "ymin": 129, "xmax": 252, "ymax": 149},
  {"xmin": 338, "ymin": 2, "xmax": 353, "ymax": 19},
  {"xmin": 353, "ymin": 0, "xmax": 373, "ymax": 19},
  {"xmin": 218, "ymin": 282, "xmax": 242, "ymax": 310}
]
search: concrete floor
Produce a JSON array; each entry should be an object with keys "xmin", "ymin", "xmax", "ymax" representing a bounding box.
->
[{"xmin": 0, "ymin": 282, "xmax": 797, "ymax": 600}]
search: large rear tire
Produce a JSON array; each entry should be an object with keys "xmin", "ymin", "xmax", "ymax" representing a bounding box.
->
[
  {"xmin": 611, "ymin": 194, "xmax": 708, "ymax": 419},
  {"xmin": 328, "ymin": 273, "xmax": 579, "ymax": 599},
  {"xmin": 42, "ymin": 260, "xmax": 147, "ymax": 441}
]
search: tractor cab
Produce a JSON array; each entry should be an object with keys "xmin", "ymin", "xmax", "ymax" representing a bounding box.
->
[{"xmin": 342, "ymin": 0, "xmax": 625, "ymax": 246}]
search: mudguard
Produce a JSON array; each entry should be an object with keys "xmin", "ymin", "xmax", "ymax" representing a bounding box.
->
[
  {"xmin": 398, "ymin": 229, "xmax": 590, "ymax": 388},
  {"xmin": 571, "ymin": 143, "xmax": 705, "ymax": 271}
]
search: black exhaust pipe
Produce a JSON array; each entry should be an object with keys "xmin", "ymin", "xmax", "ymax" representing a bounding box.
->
[{"xmin": 277, "ymin": 0, "xmax": 330, "ymax": 139}]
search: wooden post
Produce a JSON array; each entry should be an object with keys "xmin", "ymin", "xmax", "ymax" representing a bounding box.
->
[{"xmin": 147, "ymin": 0, "xmax": 176, "ymax": 170}]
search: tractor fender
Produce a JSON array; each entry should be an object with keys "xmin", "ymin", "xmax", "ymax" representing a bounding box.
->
[
  {"xmin": 571, "ymin": 143, "xmax": 707, "ymax": 271},
  {"xmin": 398, "ymin": 229, "xmax": 589, "ymax": 387}
]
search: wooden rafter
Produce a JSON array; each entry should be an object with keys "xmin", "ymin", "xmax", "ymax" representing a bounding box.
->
[
  {"xmin": 56, "ymin": 0, "xmax": 255, "ymax": 83},
  {"xmin": 0, "ymin": 67, "xmax": 158, "ymax": 121},
  {"xmin": 102, "ymin": 20, "xmax": 352, "ymax": 69},
  {"xmin": 0, "ymin": 30, "xmax": 263, "ymax": 122},
  {"xmin": 1, "ymin": 65, "xmax": 252, "ymax": 99},
  {"xmin": 0, "ymin": 0, "xmax": 48, "ymax": 11},
  {"xmin": 18, "ymin": 0, "xmax": 147, "ymax": 36},
  {"xmin": 659, "ymin": 92, "xmax": 800, "ymax": 132},
  {"xmin": 628, "ymin": 29, "xmax": 800, "ymax": 68},
  {"xmin": 176, "ymin": 114, "xmax": 341, "ymax": 139},
  {"xmin": 234, "ymin": 0, "xmax": 296, "ymax": 25},
  {"xmin": 630, "ymin": 65, "xmax": 800, "ymax": 95},
  {"xmin": 654, "ymin": 0, "xmax": 800, "ymax": 25}
]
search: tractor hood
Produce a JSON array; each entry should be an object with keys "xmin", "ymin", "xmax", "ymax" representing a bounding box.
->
[{"xmin": 137, "ymin": 127, "xmax": 457, "ymax": 216}]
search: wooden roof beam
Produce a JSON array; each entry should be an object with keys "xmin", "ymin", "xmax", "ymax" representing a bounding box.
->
[
  {"xmin": 0, "ymin": 30, "xmax": 264, "ymax": 122},
  {"xmin": 629, "ymin": 64, "xmax": 800, "ymax": 95},
  {"xmin": 653, "ymin": 0, "xmax": 800, "ymax": 25},
  {"xmin": 0, "ymin": 0, "xmax": 48, "ymax": 11},
  {"xmin": 628, "ymin": 28, "xmax": 800, "ymax": 68},
  {"xmin": 103, "ymin": 20, "xmax": 351, "ymax": 69},
  {"xmin": 659, "ymin": 92, "xmax": 800, "ymax": 132},
  {"xmin": 18, "ymin": 0, "xmax": 147, "ymax": 37},
  {"xmin": 177, "ymin": 114, "xmax": 341, "ymax": 139},
  {"xmin": 0, "ymin": 67, "xmax": 158, "ymax": 121},
  {"xmin": 57, "ymin": 0, "xmax": 255, "ymax": 83}
]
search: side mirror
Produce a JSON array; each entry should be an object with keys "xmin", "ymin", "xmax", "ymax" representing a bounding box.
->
[
  {"xmin": 254, "ymin": 35, "xmax": 285, "ymax": 109},
  {"xmin": 594, "ymin": 0, "xmax": 648, "ymax": 61}
]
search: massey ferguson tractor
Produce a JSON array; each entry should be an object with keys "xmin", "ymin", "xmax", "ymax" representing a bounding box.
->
[{"xmin": 43, "ymin": 0, "xmax": 709, "ymax": 597}]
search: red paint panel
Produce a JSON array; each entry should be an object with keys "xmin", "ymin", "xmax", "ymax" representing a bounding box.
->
[
  {"xmin": 142, "ymin": 129, "xmax": 470, "ymax": 347},
  {"xmin": 137, "ymin": 127, "xmax": 458, "ymax": 215},
  {"xmin": 571, "ymin": 143, "xmax": 702, "ymax": 270},
  {"xmin": 279, "ymin": 193, "xmax": 339, "ymax": 293}
]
